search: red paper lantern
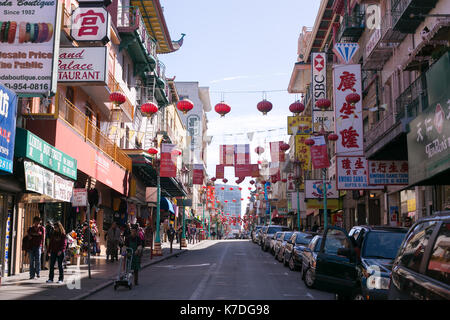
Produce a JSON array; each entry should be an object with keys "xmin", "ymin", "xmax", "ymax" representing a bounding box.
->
[
  {"xmin": 240, "ymin": 198, "xmax": 244, "ymax": 201},
  {"xmin": 315, "ymin": 98, "xmax": 331, "ymax": 110},
  {"xmin": 238, "ymin": 187, "xmax": 242, "ymax": 190},
  {"xmin": 255, "ymin": 146, "xmax": 264, "ymax": 155},
  {"xmin": 248, "ymin": 187, "xmax": 252, "ymax": 190},
  {"xmin": 289, "ymin": 101, "xmax": 305, "ymax": 114},
  {"xmin": 221, "ymin": 187, "xmax": 225, "ymax": 190},
  {"xmin": 224, "ymin": 200, "xmax": 228, "ymax": 203},
  {"xmin": 214, "ymin": 102, "xmax": 231, "ymax": 117},
  {"xmin": 250, "ymin": 180, "xmax": 255, "ymax": 185},
  {"xmin": 223, "ymin": 178, "xmax": 228, "ymax": 183},
  {"xmin": 229, "ymin": 188, "xmax": 233, "ymax": 190},
  {"xmin": 305, "ymin": 138, "xmax": 315, "ymax": 146},
  {"xmin": 147, "ymin": 147, "xmax": 158, "ymax": 155},
  {"xmin": 257, "ymin": 99, "xmax": 273, "ymax": 115},
  {"xmin": 211, "ymin": 177, "xmax": 216, "ymax": 182},
  {"xmin": 109, "ymin": 91, "xmax": 126, "ymax": 105},
  {"xmin": 176, "ymin": 99, "xmax": 194, "ymax": 114},
  {"xmin": 280, "ymin": 143, "xmax": 290, "ymax": 151},
  {"xmin": 140, "ymin": 102, "xmax": 158, "ymax": 116},
  {"xmin": 232, "ymin": 199, "xmax": 236, "ymax": 202},
  {"xmin": 328, "ymin": 133, "xmax": 339, "ymax": 141},
  {"xmin": 346, "ymin": 93, "xmax": 361, "ymax": 104}
]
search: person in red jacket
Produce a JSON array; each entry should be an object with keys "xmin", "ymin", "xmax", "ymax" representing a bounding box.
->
[{"xmin": 46, "ymin": 222, "xmax": 67, "ymax": 284}]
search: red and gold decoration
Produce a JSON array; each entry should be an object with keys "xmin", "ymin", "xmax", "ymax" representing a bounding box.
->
[
  {"xmin": 289, "ymin": 101, "xmax": 305, "ymax": 114},
  {"xmin": 257, "ymin": 99, "xmax": 273, "ymax": 115},
  {"xmin": 214, "ymin": 102, "xmax": 231, "ymax": 117},
  {"xmin": 109, "ymin": 91, "xmax": 126, "ymax": 106},
  {"xmin": 140, "ymin": 102, "xmax": 158, "ymax": 117},
  {"xmin": 176, "ymin": 99, "xmax": 194, "ymax": 114}
]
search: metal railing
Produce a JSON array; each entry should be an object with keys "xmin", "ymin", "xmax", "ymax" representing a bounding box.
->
[
  {"xmin": 395, "ymin": 73, "xmax": 428, "ymax": 122},
  {"xmin": 117, "ymin": 6, "xmax": 157, "ymax": 59},
  {"xmin": 337, "ymin": 11, "xmax": 365, "ymax": 41},
  {"xmin": 58, "ymin": 96, "xmax": 132, "ymax": 172},
  {"xmin": 364, "ymin": 112, "xmax": 396, "ymax": 148}
]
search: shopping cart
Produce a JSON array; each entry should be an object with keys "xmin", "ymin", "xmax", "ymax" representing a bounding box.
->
[{"xmin": 114, "ymin": 248, "xmax": 134, "ymax": 290}]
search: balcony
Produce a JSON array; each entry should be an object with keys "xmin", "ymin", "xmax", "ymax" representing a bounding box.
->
[
  {"xmin": 337, "ymin": 10, "xmax": 365, "ymax": 42},
  {"xmin": 391, "ymin": 0, "xmax": 439, "ymax": 33},
  {"xmin": 395, "ymin": 73, "xmax": 428, "ymax": 123},
  {"xmin": 117, "ymin": 6, "xmax": 157, "ymax": 77},
  {"xmin": 58, "ymin": 97, "xmax": 132, "ymax": 172}
]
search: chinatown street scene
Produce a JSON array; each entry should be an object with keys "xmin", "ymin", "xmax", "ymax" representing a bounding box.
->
[{"xmin": 0, "ymin": 0, "xmax": 449, "ymax": 305}]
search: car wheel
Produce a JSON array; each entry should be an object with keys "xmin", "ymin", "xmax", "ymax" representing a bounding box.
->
[
  {"xmin": 283, "ymin": 255, "xmax": 288, "ymax": 266},
  {"xmin": 289, "ymin": 257, "xmax": 295, "ymax": 271},
  {"xmin": 353, "ymin": 292, "xmax": 365, "ymax": 300},
  {"xmin": 304, "ymin": 267, "xmax": 316, "ymax": 288},
  {"xmin": 301, "ymin": 264, "xmax": 305, "ymax": 280}
]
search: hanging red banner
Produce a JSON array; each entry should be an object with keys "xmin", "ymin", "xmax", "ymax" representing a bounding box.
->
[
  {"xmin": 216, "ymin": 164, "xmax": 224, "ymax": 179},
  {"xmin": 160, "ymin": 143, "xmax": 177, "ymax": 177},
  {"xmin": 251, "ymin": 164, "xmax": 260, "ymax": 177},
  {"xmin": 310, "ymin": 136, "xmax": 330, "ymax": 169},
  {"xmin": 235, "ymin": 164, "xmax": 252, "ymax": 177},
  {"xmin": 193, "ymin": 164, "xmax": 204, "ymax": 185}
]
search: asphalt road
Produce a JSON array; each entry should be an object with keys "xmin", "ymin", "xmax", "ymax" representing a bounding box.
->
[{"xmin": 86, "ymin": 239, "xmax": 334, "ymax": 300}]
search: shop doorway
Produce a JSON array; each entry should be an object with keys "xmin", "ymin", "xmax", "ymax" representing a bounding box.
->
[
  {"xmin": 357, "ymin": 203, "xmax": 366, "ymax": 225},
  {"xmin": 369, "ymin": 199, "xmax": 381, "ymax": 225}
]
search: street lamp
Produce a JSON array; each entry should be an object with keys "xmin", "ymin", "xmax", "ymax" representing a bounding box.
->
[
  {"xmin": 305, "ymin": 98, "xmax": 339, "ymax": 230},
  {"xmin": 293, "ymin": 160, "xmax": 304, "ymax": 231},
  {"xmin": 151, "ymin": 154, "xmax": 163, "ymax": 256}
]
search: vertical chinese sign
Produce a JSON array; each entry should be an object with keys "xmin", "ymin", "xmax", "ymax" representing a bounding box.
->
[
  {"xmin": 160, "ymin": 143, "xmax": 177, "ymax": 177},
  {"xmin": 0, "ymin": 84, "xmax": 18, "ymax": 173},
  {"xmin": 312, "ymin": 52, "xmax": 334, "ymax": 133},
  {"xmin": 0, "ymin": 0, "xmax": 62, "ymax": 95},
  {"xmin": 333, "ymin": 64, "xmax": 364, "ymax": 156}
]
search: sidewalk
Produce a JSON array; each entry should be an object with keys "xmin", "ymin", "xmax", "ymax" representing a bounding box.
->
[{"xmin": 0, "ymin": 239, "xmax": 205, "ymax": 300}]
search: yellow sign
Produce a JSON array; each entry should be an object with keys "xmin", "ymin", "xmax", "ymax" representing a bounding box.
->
[
  {"xmin": 295, "ymin": 135, "xmax": 312, "ymax": 171},
  {"xmin": 306, "ymin": 199, "xmax": 340, "ymax": 210},
  {"xmin": 288, "ymin": 116, "xmax": 312, "ymax": 135},
  {"xmin": 407, "ymin": 199, "xmax": 416, "ymax": 212}
]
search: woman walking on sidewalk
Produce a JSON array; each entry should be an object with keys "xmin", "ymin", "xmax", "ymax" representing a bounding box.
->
[
  {"xmin": 123, "ymin": 225, "xmax": 143, "ymax": 285},
  {"xmin": 46, "ymin": 222, "xmax": 67, "ymax": 284},
  {"xmin": 106, "ymin": 222, "xmax": 121, "ymax": 262}
]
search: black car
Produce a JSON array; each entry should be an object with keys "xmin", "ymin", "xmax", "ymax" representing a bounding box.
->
[
  {"xmin": 275, "ymin": 231, "xmax": 294, "ymax": 262},
  {"xmin": 388, "ymin": 212, "xmax": 450, "ymax": 300},
  {"xmin": 283, "ymin": 232, "xmax": 316, "ymax": 270},
  {"xmin": 261, "ymin": 225, "xmax": 291, "ymax": 252},
  {"xmin": 301, "ymin": 235, "xmax": 322, "ymax": 284},
  {"xmin": 301, "ymin": 225, "xmax": 407, "ymax": 300}
]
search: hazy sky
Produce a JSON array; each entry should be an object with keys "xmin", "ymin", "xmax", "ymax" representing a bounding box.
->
[{"xmin": 160, "ymin": 0, "xmax": 321, "ymax": 214}]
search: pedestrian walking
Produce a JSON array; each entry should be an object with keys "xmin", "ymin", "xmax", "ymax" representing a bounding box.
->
[
  {"xmin": 81, "ymin": 222, "xmax": 95, "ymax": 259},
  {"xmin": 123, "ymin": 225, "xmax": 143, "ymax": 285},
  {"xmin": 106, "ymin": 222, "xmax": 121, "ymax": 262},
  {"xmin": 312, "ymin": 222, "xmax": 319, "ymax": 232},
  {"xmin": 46, "ymin": 222, "xmax": 67, "ymax": 284},
  {"xmin": 27, "ymin": 216, "xmax": 45, "ymax": 279},
  {"xmin": 168, "ymin": 224, "xmax": 176, "ymax": 253}
]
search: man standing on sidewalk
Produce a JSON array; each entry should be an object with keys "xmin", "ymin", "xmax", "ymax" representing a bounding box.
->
[{"xmin": 27, "ymin": 216, "xmax": 45, "ymax": 280}]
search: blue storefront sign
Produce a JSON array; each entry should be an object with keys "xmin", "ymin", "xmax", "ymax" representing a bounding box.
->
[{"xmin": 0, "ymin": 83, "xmax": 18, "ymax": 173}]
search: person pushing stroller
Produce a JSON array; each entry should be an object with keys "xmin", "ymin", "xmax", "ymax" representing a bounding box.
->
[{"xmin": 122, "ymin": 225, "xmax": 143, "ymax": 285}]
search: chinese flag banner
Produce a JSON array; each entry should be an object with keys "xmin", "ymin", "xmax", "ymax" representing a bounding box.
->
[
  {"xmin": 333, "ymin": 64, "xmax": 364, "ymax": 156},
  {"xmin": 310, "ymin": 136, "xmax": 330, "ymax": 169},
  {"xmin": 193, "ymin": 164, "xmax": 204, "ymax": 185},
  {"xmin": 234, "ymin": 144, "xmax": 251, "ymax": 165},
  {"xmin": 270, "ymin": 141, "xmax": 285, "ymax": 162},
  {"xmin": 160, "ymin": 143, "xmax": 177, "ymax": 177},
  {"xmin": 336, "ymin": 156, "xmax": 384, "ymax": 190},
  {"xmin": 220, "ymin": 145, "xmax": 235, "ymax": 166},
  {"xmin": 216, "ymin": 164, "xmax": 225, "ymax": 179}
]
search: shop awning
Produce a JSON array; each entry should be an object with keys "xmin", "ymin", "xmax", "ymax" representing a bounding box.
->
[{"xmin": 161, "ymin": 197, "xmax": 174, "ymax": 213}]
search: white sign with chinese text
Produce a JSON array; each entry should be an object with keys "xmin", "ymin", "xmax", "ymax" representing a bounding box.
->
[
  {"xmin": 336, "ymin": 156, "xmax": 384, "ymax": 190},
  {"xmin": 305, "ymin": 180, "xmax": 339, "ymax": 199},
  {"xmin": 368, "ymin": 160, "xmax": 409, "ymax": 185},
  {"xmin": 72, "ymin": 188, "xmax": 88, "ymax": 207},
  {"xmin": 333, "ymin": 64, "xmax": 364, "ymax": 156},
  {"xmin": 71, "ymin": 7, "xmax": 111, "ymax": 43},
  {"xmin": 58, "ymin": 47, "xmax": 108, "ymax": 83}
]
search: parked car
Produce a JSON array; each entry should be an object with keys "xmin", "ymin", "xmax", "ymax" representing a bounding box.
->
[
  {"xmin": 388, "ymin": 212, "xmax": 450, "ymax": 300},
  {"xmin": 252, "ymin": 226, "xmax": 264, "ymax": 243},
  {"xmin": 270, "ymin": 232, "xmax": 284, "ymax": 255},
  {"xmin": 276, "ymin": 232, "xmax": 294, "ymax": 262},
  {"xmin": 257, "ymin": 226, "xmax": 268, "ymax": 246},
  {"xmin": 301, "ymin": 235, "xmax": 322, "ymax": 285},
  {"xmin": 261, "ymin": 225, "xmax": 291, "ymax": 252},
  {"xmin": 301, "ymin": 225, "xmax": 408, "ymax": 300},
  {"xmin": 283, "ymin": 232, "xmax": 317, "ymax": 270}
]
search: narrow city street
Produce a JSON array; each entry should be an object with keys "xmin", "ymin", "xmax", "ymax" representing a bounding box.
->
[{"xmin": 86, "ymin": 240, "xmax": 334, "ymax": 300}]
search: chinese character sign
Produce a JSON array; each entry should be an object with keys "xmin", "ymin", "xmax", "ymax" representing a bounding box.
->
[
  {"xmin": 334, "ymin": 64, "xmax": 364, "ymax": 155},
  {"xmin": 336, "ymin": 156, "xmax": 383, "ymax": 190},
  {"xmin": 295, "ymin": 135, "xmax": 311, "ymax": 171},
  {"xmin": 71, "ymin": 7, "xmax": 111, "ymax": 42},
  {"xmin": 368, "ymin": 160, "xmax": 409, "ymax": 185},
  {"xmin": 0, "ymin": 84, "xmax": 17, "ymax": 173},
  {"xmin": 160, "ymin": 143, "xmax": 177, "ymax": 177}
]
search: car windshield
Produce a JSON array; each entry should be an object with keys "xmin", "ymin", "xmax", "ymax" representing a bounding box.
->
[
  {"xmin": 267, "ymin": 226, "xmax": 283, "ymax": 234},
  {"xmin": 296, "ymin": 233, "xmax": 314, "ymax": 245},
  {"xmin": 283, "ymin": 232, "xmax": 294, "ymax": 240},
  {"xmin": 362, "ymin": 231, "xmax": 406, "ymax": 259}
]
